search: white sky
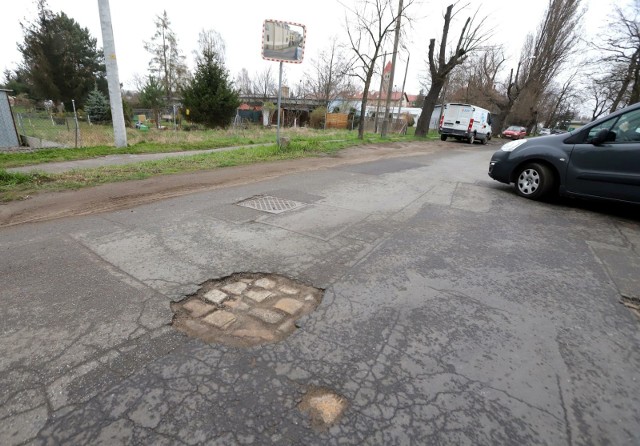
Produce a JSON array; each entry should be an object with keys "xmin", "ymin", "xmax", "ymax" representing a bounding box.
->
[{"xmin": 0, "ymin": 0, "xmax": 618, "ymax": 96}]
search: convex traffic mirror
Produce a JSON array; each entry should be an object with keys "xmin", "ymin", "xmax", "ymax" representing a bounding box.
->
[{"xmin": 262, "ymin": 20, "xmax": 306, "ymax": 63}]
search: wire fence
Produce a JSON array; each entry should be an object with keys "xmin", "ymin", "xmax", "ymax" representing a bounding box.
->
[
  {"xmin": 7, "ymin": 108, "xmax": 410, "ymax": 151},
  {"xmin": 10, "ymin": 105, "xmax": 183, "ymax": 149},
  {"xmin": 361, "ymin": 117, "xmax": 409, "ymax": 134},
  {"xmin": 13, "ymin": 111, "xmax": 83, "ymax": 149}
]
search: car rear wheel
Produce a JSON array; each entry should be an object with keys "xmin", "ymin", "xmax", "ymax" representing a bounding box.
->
[
  {"xmin": 469, "ymin": 134, "xmax": 475, "ymax": 144},
  {"xmin": 440, "ymin": 134, "xmax": 447, "ymax": 141},
  {"xmin": 515, "ymin": 163, "xmax": 555, "ymax": 200}
]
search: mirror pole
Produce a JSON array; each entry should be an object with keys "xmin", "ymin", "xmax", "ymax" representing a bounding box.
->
[{"xmin": 277, "ymin": 61, "xmax": 283, "ymax": 146}]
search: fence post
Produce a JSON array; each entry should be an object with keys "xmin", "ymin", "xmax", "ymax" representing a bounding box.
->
[
  {"xmin": 16, "ymin": 113, "xmax": 26, "ymax": 137},
  {"xmin": 72, "ymin": 99, "xmax": 80, "ymax": 148}
]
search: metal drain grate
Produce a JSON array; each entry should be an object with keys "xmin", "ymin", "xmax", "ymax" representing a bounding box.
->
[{"xmin": 237, "ymin": 195, "xmax": 306, "ymax": 214}]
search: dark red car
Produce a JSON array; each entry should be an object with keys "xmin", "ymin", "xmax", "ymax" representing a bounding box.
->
[{"xmin": 502, "ymin": 126, "xmax": 527, "ymax": 139}]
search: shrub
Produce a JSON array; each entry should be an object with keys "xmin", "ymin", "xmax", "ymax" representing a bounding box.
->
[
  {"xmin": 84, "ymin": 87, "xmax": 111, "ymax": 123},
  {"xmin": 310, "ymin": 107, "xmax": 326, "ymax": 129},
  {"xmin": 403, "ymin": 112, "xmax": 415, "ymax": 127}
]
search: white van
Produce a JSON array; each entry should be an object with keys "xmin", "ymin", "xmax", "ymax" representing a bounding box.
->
[{"xmin": 438, "ymin": 103, "xmax": 493, "ymax": 144}]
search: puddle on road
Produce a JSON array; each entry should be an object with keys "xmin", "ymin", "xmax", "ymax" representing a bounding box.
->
[{"xmin": 171, "ymin": 272, "xmax": 323, "ymax": 347}]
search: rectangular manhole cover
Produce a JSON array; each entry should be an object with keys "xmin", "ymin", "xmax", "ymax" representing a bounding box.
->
[{"xmin": 237, "ymin": 195, "xmax": 306, "ymax": 214}]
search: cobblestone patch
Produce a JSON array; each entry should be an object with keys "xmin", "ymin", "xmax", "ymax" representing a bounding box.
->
[{"xmin": 171, "ymin": 273, "xmax": 323, "ymax": 347}]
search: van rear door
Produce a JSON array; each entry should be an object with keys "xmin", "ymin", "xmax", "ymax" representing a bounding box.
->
[{"xmin": 443, "ymin": 104, "xmax": 473, "ymax": 130}]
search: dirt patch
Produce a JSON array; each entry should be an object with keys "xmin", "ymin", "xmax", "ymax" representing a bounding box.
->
[
  {"xmin": 0, "ymin": 140, "xmax": 459, "ymax": 228},
  {"xmin": 299, "ymin": 387, "xmax": 348, "ymax": 429}
]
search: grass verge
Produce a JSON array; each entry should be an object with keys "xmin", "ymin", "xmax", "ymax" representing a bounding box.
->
[
  {"xmin": 1, "ymin": 133, "xmax": 435, "ymax": 202},
  {"xmin": 0, "ymin": 128, "xmax": 365, "ymax": 169}
]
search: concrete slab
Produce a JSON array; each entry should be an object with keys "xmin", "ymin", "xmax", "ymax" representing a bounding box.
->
[
  {"xmin": 257, "ymin": 204, "xmax": 369, "ymax": 241},
  {"xmin": 336, "ymin": 158, "xmax": 426, "ymax": 176},
  {"xmin": 590, "ymin": 242, "xmax": 640, "ymax": 299}
]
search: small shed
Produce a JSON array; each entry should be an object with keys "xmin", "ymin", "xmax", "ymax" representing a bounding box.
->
[{"xmin": 0, "ymin": 89, "xmax": 20, "ymax": 149}]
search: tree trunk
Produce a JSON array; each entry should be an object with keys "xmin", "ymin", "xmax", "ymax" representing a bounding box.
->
[
  {"xmin": 415, "ymin": 78, "xmax": 444, "ymax": 137},
  {"xmin": 492, "ymin": 112, "xmax": 508, "ymax": 137},
  {"xmin": 629, "ymin": 60, "xmax": 640, "ymax": 105},
  {"xmin": 610, "ymin": 52, "xmax": 638, "ymax": 112},
  {"xmin": 358, "ymin": 76, "xmax": 373, "ymax": 139},
  {"xmin": 491, "ymin": 103, "xmax": 513, "ymax": 138}
]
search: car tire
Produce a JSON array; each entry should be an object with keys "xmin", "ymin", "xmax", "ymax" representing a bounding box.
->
[
  {"xmin": 481, "ymin": 136, "xmax": 488, "ymax": 145},
  {"xmin": 515, "ymin": 163, "xmax": 555, "ymax": 200},
  {"xmin": 440, "ymin": 134, "xmax": 447, "ymax": 141},
  {"xmin": 487, "ymin": 133, "xmax": 492, "ymax": 141},
  {"xmin": 469, "ymin": 134, "xmax": 475, "ymax": 144}
]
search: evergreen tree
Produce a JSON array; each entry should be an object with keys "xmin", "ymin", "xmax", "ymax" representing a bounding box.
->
[
  {"xmin": 17, "ymin": 0, "xmax": 106, "ymax": 108},
  {"xmin": 85, "ymin": 87, "xmax": 111, "ymax": 123},
  {"xmin": 139, "ymin": 76, "xmax": 165, "ymax": 128},
  {"xmin": 2, "ymin": 69, "xmax": 31, "ymax": 97},
  {"xmin": 122, "ymin": 99, "xmax": 133, "ymax": 127},
  {"xmin": 181, "ymin": 50, "xmax": 239, "ymax": 128}
]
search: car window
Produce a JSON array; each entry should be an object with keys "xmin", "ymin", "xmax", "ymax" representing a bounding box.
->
[
  {"xmin": 587, "ymin": 109, "xmax": 640, "ymax": 143},
  {"xmin": 587, "ymin": 116, "xmax": 616, "ymax": 140},
  {"xmin": 610, "ymin": 108, "xmax": 640, "ymax": 143}
]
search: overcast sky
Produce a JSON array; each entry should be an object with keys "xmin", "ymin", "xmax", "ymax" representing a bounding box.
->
[{"xmin": 0, "ymin": 0, "xmax": 618, "ymax": 96}]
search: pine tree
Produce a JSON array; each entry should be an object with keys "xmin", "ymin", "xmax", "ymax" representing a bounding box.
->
[
  {"xmin": 85, "ymin": 87, "xmax": 111, "ymax": 123},
  {"xmin": 17, "ymin": 0, "xmax": 106, "ymax": 108},
  {"xmin": 139, "ymin": 76, "xmax": 165, "ymax": 128},
  {"xmin": 181, "ymin": 50, "xmax": 239, "ymax": 128}
]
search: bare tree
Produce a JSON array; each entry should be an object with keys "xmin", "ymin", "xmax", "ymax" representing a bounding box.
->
[
  {"xmin": 235, "ymin": 68, "xmax": 253, "ymax": 95},
  {"xmin": 415, "ymin": 3, "xmax": 490, "ymax": 137},
  {"xmin": 195, "ymin": 29, "xmax": 226, "ymax": 65},
  {"xmin": 253, "ymin": 66, "xmax": 277, "ymax": 100},
  {"xmin": 586, "ymin": 76, "xmax": 617, "ymax": 120},
  {"xmin": 593, "ymin": 1, "xmax": 640, "ymax": 111},
  {"xmin": 144, "ymin": 10, "xmax": 189, "ymax": 102},
  {"xmin": 344, "ymin": 0, "xmax": 414, "ymax": 139},
  {"xmin": 305, "ymin": 37, "xmax": 353, "ymax": 107},
  {"xmin": 492, "ymin": 0, "xmax": 584, "ymax": 133},
  {"xmin": 538, "ymin": 73, "xmax": 579, "ymax": 129},
  {"xmin": 444, "ymin": 46, "xmax": 505, "ymax": 109}
]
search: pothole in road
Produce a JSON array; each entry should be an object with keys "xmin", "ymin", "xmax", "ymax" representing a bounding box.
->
[
  {"xmin": 621, "ymin": 295, "xmax": 640, "ymax": 320},
  {"xmin": 299, "ymin": 387, "xmax": 348, "ymax": 430},
  {"xmin": 171, "ymin": 273, "xmax": 323, "ymax": 347}
]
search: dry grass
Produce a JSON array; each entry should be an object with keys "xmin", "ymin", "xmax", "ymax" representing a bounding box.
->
[{"xmin": 15, "ymin": 115, "xmax": 356, "ymax": 148}]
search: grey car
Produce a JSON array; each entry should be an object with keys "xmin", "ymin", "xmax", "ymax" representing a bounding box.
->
[{"xmin": 488, "ymin": 102, "xmax": 640, "ymax": 204}]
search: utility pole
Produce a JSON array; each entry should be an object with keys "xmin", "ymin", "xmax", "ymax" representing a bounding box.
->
[
  {"xmin": 397, "ymin": 47, "xmax": 410, "ymax": 131},
  {"xmin": 374, "ymin": 52, "xmax": 388, "ymax": 134},
  {"xmin": 277, "ymin": 61, "xmax": 283, "ymax": 145},
  {"xmin": 97, "ymin": 0, "xmax": 127, "ymax": 147},
  {"xmin": 381, "ymin": 0, "xmax": 403, "ymax": 137}
]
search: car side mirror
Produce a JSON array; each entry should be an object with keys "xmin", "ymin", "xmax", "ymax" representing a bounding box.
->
[{"xmin": 590, "ymin": 128, "xmax": 614, "ymax": 145}]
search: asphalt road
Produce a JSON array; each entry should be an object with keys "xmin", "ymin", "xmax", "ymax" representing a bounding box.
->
[{"xmin": 1, "ymin": 142, "xmax": 639, "ymax": 445}]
